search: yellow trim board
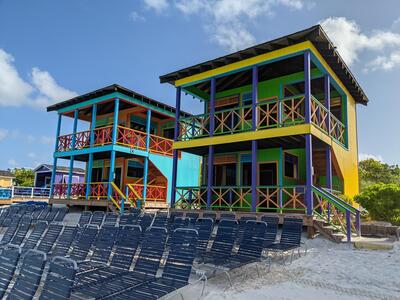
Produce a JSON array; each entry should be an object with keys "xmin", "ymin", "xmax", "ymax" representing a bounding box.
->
[
  {"xmin": 173, "ymin": 124, "xmax": 312, "ymax": 149},
  {"xmin": 175, "ymin": 42, "xmax": 310, "ymax": 87}
]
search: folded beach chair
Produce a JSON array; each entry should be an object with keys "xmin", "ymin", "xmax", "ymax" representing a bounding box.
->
[
  {"xmin": 7, "ymin": 249, "xmax": 46, "ymax": 300},
  {"xmin": 103, "ymin": 228, "xmax": 202, "ymax": 300},
  {"xmin": 0, "ymin": 244, "xmax": 21, "ymax": 298},
  {"xmin": 265, "ymin": 218, "xmax": 305, "ymax": 264},
  {"xmin": 39, "ymin": 257, "xmax": 77, "ymax": 300},
  {"xmin": 0, "ymin": 215, "xmax": 22, "ymax": 244},
  {"xmin": 202, "ymin": 211, "xmax": 216, "ymax": 222}
]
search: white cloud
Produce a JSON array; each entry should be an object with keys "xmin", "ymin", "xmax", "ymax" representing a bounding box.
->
[
  {"xmin": 130, "ymin": 11, "xmax": 146, "ymax": 22},
  {"xmin": 359, "ymin": 153, "xmax": 384, "ymax": 162},
  {"xmin": 40, "ymin": 136, "xmax": 54, "ymax": 145},
  {"xmin": 144, "ymin": 0, "xmax": 169, "ymax": 13},
  {"xmin": 145, "ymin": 0, "xmax": 310, "ymax": 51},
  {"xmin": 7, "ymin": 159, "xmax": 18, "ymax": 167},
  {"xmin": 0, "ymin": 48, "xmax": 77, "ymax": 109},
  {"xmin": 0, "ymin": 49, "xmax": 33, "ymax": 107},
  {"xmin": 320, "ymin": 17, "xmax": 400, "ymax": 71},
  {"xmin": 0, "ymin": 129, "xmax": 8, "ymax": 141},
  {"xmin": 27, "ymin": 152, "xmax": 36, "ymax": 159}
]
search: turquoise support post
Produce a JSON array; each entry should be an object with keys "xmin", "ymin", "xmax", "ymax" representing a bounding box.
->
[
  {"xmin": 50, "ymin": 113, "xmax": 62, "ymax": 198},
  {"xmin": 142, "ymin": 109, "xmax": 152, "ymax": 205},
  {"xmin": 108, "ymin": 98, "xmax": 119, "ymax": 200},
  {"xmin": 67, "ymin": 109, "xmax": 79, "ymax": 198},
  {"xmin": 85, "ymin": 104, "xmax": 97, "ymax": 199}
]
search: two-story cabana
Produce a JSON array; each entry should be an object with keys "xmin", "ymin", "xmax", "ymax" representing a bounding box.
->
[
  {"xmin": 47, "ymin": 84, "xmax": 201, "ymax": 212},
  {"xmin": 160, "ymin": 25, "xmax": 367, "ymax": 241}
]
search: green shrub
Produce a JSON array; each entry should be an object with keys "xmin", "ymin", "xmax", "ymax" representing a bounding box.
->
[{"xmin": 354, "ymin": 183, "xmax": 400, "ymax": 225}]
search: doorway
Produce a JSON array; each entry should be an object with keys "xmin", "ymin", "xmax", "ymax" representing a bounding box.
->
[
  {"xmin": 114, "ymin": 167, "xmax": 122, "ymax": 189},
  {"xmin": 258, "ymin": 162, "xmax": 278, "ymax": 186}
]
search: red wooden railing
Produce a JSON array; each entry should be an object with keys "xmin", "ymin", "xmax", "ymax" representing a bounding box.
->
[
  {"xmin": 127, "ymin": 183, "xmax": 167, "ymax": 202},
  {"xmin": 56, "ymin": 125, "xmax": 173, "ymax": 156}
]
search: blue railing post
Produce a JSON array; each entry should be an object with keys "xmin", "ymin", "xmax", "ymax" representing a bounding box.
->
[
  {"xmin": 346, "ymin": 210, "xmax": 352, "ymax": 242},
  {"xmin": 107, "ymin": 98, "xmax": 119, "ymax": 200},
  {"xmin": 67, "ymin": 109, "xmax": 79, "ymax": 198},
  {"xmin": 304, "ymin": 50, "xmax": 311, "ymax": 124},
  {"xmin": 171, "ymin": 86, "xmax": 181, "ymax": 207},
  {"xmin": 50, "ymin": 113, "xmax": 62, "ymax": 198},
  {"xmin": 86, "ymin": 104, "xmax": 97, "ymax": 200},
  {"xmin": 207, "ymin": 78, "xmax": 216, "ymax": 210},
  {"xmin": 142, "ymin": 109, "xmax": 152, "ymax": 204},
  {"xmin": 251, "ymin": 65, "xmax": 258, "ymax": 212},
  {"xmin": 356, "ymin": 210, "xmax": 361, "ymax": 236},
  {"xmin": 304, "ymin": 51, "xmax": 313, "ymax": 216}
]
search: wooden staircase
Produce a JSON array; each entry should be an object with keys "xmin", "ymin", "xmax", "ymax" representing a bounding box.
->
[{"xmin": 313, "ymin": 219, "xmax": 347, "ymax": 243}]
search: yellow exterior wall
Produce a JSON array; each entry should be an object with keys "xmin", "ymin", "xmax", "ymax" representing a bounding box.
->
[
  {"xmin": 0, "ymin": 177, "xmax": 14, "ymax": 188},
  {"xmin": 172, "ymin": 40, "xmax": 360, "ymax": 197}
]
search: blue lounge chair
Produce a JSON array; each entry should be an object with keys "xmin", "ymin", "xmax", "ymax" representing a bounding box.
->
[
  {"xmin": 22, "ymin": 220, "xmax": 48, "ymax": 250},
  {"xmin": 7, "ymin": 249, "xmax": 46, "ymax": 299},
  {"xmin": 265, "ymin": 218, "xmax": 306, "ymax": 264},
  {"xmin": 72, "ymin": 226, "xmax": 168, "ymax": 299},
  {"xmin": 104, "ymin": 228, "xmax": 202, "ymax": 300},
  {"xmin": 201, "ymin": 219, "xmax": 238, "ymax": 264},
  {"xmin": 0, "ymin": 244, "xmax": 21, "ymax": 298},
  {"xmin": 36, "ymin": 224, "xmax": 63, "ymax": 253},
  {"xmin": 39, "ymin": 257, "xmax": 77, "ymax": 300}
]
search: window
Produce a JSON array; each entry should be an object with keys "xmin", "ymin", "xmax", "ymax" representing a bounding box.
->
[
  {"xmin": 91, "ymin": 168, "xmax": 103, "ymax": 182},
  {"xmin": 127, "ymin": 160, "xmax": 144, "ymax": 178},
  {"xmin": 163, "ymin": 128, "xmax": 175, "ymax": 139},
  {"xmin": 213, "ymin": 163, "xmax": 237, "ymax": 186},
  {"xmin": 284, "ymin": 153, "xmax": 298, "ymax": 179},
  {"xmin": 259, "ymin": 163, "xmax": 277, "ymax": 186},
  {"xmin": 241, "ymin": 162, "xmax": 251, "ymax": 186}
]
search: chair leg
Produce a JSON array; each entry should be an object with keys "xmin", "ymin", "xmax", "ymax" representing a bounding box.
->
[
  {"xmin": 290, "ymin": 249, "xmax": 295, "ymax": 264},
  {"xmin": 224, "ymin": 270, "xmax": 233, "ymax": 287},
  {"xmin": 255, "ymin": 264, "xmax": 260, "ymax": 277}
]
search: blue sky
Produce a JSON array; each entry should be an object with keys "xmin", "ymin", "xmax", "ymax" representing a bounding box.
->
[{"xmin": 0, "ymin": 0, "xmax": 399, "ymax": 169}]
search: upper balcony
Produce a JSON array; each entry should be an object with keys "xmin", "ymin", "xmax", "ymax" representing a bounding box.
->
[
  {"xmin": 178, "ymin": 94, "xmax": 346, "ymax": 147},
  {"xmin": 57, "ymin": 125, "xmax": 174, "ymax": 157}
]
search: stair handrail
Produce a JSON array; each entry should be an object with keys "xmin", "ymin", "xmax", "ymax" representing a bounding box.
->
[
  {"xmin": 110, "ymin": 182, "xmax": 125, "ymax": 210},
  {"xmin": 313, "ymin": 185, "xmax": 359, "ymax": 215}
]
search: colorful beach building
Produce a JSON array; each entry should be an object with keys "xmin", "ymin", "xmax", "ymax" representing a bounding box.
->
[
  {"xmin": 47, "ymin": 85, "xmax": 201, "ymax": 211},
  {"xmin": 160, "ymin": 25, "xmax": 367, "ymax": 241}
]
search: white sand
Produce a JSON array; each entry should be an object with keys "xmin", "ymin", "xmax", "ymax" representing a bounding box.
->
[{"xmin": 182, "ymin": 237, "xmax": 400, "ymax": 300}]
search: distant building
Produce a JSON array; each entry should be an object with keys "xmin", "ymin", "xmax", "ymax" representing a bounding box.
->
[
  {"xmin": 33, "ymin": 164, "xmax": 85, "ymax": 188},
  {"xmin": 0, "ymin": 170, "xmax": 15, "ymax": 188}
]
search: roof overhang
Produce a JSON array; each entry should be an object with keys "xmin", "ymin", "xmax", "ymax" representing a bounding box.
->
[
  {"xmin": 160, "ymin": 25, "xmax": 368, "ymax": 105},
  {"xmin": 46, "ymin": 84, "xmax": 192, "ymax": 117}
]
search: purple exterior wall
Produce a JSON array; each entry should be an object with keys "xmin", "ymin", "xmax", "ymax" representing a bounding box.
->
[{"xmin": 35, "ymin": 171, "xmax": 84, "ymax": 187}]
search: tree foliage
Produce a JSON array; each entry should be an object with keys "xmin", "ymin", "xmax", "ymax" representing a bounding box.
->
[
  {"xmin": 354, "ymin": 183, "xmax": 400, "ymax": 225},
  {"xmin": 11, "ymin": 168, "xmax": 34, "ymax": 187},
  {"xmin": 359, "ymin": 159, "xmax": 400, "ymax": 190}
]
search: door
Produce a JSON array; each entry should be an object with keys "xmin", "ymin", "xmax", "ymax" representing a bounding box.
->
[
  {"xmin": 259, "ymin": 162, "xmax": 277, "ymax": 186},
  {"xmin": 114, "ymin": 167, "xmax": 122, "ymax": 189},
  {"xmin": 91, "ymin": 167, "xmax": 103, "ymax": 182}
]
